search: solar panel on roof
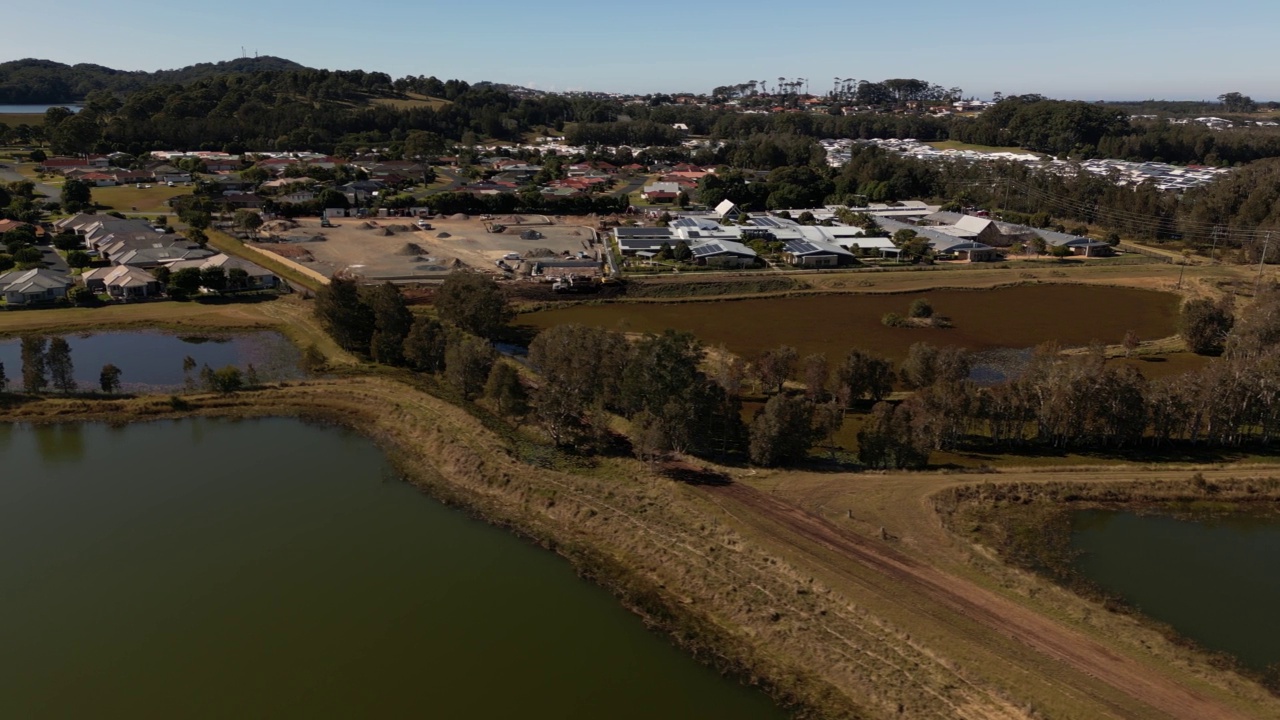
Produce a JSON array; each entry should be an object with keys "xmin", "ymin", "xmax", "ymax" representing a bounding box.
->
[{"xmin": 691, "ymin": 243, "xmax": 723, "ymax": 256}]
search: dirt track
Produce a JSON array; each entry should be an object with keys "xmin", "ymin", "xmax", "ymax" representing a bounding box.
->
[{"xmin": 701, "ymin": 480, "xmax": 1249, "ymax": 720}]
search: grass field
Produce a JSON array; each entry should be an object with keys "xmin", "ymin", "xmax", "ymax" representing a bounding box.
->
[
  {"xmin": 926, "ymin": 140, "xmax": 1043, "ymax": 155},
  {"xmin": 371, "ymin": 93, "xmax": 450, "ymax": 111},
  {"xmin": 0, "ymin": 113, "xmax": 42, "ymax": 127},
  {"xmin": 91, "ymin": 184, "xmax": 190, "ymax": 214}
]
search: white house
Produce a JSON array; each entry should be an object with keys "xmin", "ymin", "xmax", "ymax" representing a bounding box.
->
[{"xmin": 0, "ymin": 269, "xmax": 74, "ymax": 305}]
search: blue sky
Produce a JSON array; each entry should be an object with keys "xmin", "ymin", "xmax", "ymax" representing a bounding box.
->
[{"xmin": 4, "ymin": 0, "xmax": 1277, "ymax": 100}]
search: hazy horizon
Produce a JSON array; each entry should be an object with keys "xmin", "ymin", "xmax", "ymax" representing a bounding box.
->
[{"xmin": 4, "ymin": 0, "xmax": 1277, "ymax": 102}]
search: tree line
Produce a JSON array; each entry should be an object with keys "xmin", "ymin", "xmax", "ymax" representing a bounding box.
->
[{"xmin": 855, "ymin": 288, "xmax": 1280, "ymax": 467}]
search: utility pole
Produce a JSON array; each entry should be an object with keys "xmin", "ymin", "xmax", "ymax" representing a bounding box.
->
[
  {"xmin": 1256, "ymin": 232, "xmax": 1271, "ymax": 294},
  {"xmin": 1210, "ymin": 226, "xmax": 1221, "ymax": 265},
  {"xmin": 1002, "ymin": 176, "xmax": 1012, "ymax": 218}
]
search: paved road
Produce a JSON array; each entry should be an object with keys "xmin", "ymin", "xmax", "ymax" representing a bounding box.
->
[
  {"xmin": 39, "ymin": 246, "xmax": 69, "ymax": 274},
  {"xmin": 0, "ymin": 165, "xmax": 62, "ymax": 201}
]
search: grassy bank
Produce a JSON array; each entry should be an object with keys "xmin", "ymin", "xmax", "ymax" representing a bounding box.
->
[{"xmin": 0, "ymin": 295, "xmax": 356, "ymax": 366}]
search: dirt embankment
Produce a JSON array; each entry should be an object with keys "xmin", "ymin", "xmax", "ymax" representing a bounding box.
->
[{"xmin": 702, "ymin": 480, "xmax": 1260, "ymax": 720}]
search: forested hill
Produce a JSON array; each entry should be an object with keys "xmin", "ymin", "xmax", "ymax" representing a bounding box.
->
[{"xmin": 0, "ymin": 56, "xmax": 310, "ymax": 103}]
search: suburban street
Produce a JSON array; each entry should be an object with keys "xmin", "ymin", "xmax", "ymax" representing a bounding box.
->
[{"xmin": 0, "ymin": 164, "xmax": 62, "ymax": 200}]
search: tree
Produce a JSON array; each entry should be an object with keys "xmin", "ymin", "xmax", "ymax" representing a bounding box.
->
[
  {"xmin": 754, "ymin": 345, "xmax": 798, "ymax": 394},
  {"xmin": 801, "ymin": 353, "xmax": 831, "ymax": 399},
  {"xmin": 748, "ymin": 394, "xmax": 819, "ymax": 467},
  {"xmin": 836, "ymin": 350, "xmax": 895, "ymax": 404},
  {"xmin": 61, "ymin": 179, "xmax": 92, "ymax": 209},
  {"xmin": 1049, "ymin": 243, "xmax": 1072, "ymax": 260},
  {"xmin": 46, "ymin": 337, "xmax": 76, "ymax": 393},
  {"xmin": 1218, "ymin": 92, "xmax": 1257, "ymax": 113},
  {"xmin": 907, "ymin": 298, "xmax": 934, "ymax": 319},
  {"xmin": 99, "ymin": 363, "xmax": 122, "ymax": 393},
  {"xmin": 434, "ymin": 271, "xmax": 511, "ymax": 339},
  {"xmin": 169, "ymin": 267, "xmax": 203, "ymax": 297},
  {"xmin": 0, "ymin": 361, "xmax": 7, "ymax": 392},
  {"xmin": 21, "ymin": 336, "xmax": 48, "ymax": 393},
  {"xmin": 180, "ymin": 210, "xmax": 212, "ymax": 230},
  {"xmin": 67, "ymin": 285, "xmax": 97, "ymax": 307},
  {"xmin": 52, "ymin": 231, "xmax": 82, "ymax": 252},
  {"xmin": 1122, "ymin": 330, "xmax": 1141, "ymax": 357},
  {"xmin": 630, "ymin": 410, "xmax": 670, "ymax": 466},
  {"xmin": 529, "ymin": 324, "xmax": 632, "ymax": 446},
  {"xmin": 233, "ymin": 209, "xmax": 263, "ymax": 235},
  {"xmin": 857, "ymin": 401, "xmax": 931, "ymax": 469},
  {"xmin": 898, "ymin": 343, "xmax": 971, "ymax": 389},
  {"xmin": 366, "ymin": 282, "xmax": 414, "ymax": 365},
  {"xmin": 484, "ymin": 361, "xmax": 528, "ymax": 417},
  {"xmin": 445, "ymin": 331, "xmax": 496, "ymax": 400},
  {"xmin": 49, "ymin": 113, "xmax": 100, "ymax": 156},
  {"xmin": 404, "ymin": 317, "xmax": 448, "ymax": 373},
  {"xmin": 12, "ymin": 247, "xmax": 42, "ymax": 265},
  {"xmin": 63, "ymin": 249, "xmax": 91, "ymax": 269},
  {"xmin": 673, "ymin": 241, "xmax": 692, "ymax": 262},
  {"xmin": 1180, "ymin": 299, "xmax": 1234, "ymax": 355},
  {"xmin": 202, "ymin": 365, "xmax": 244, "ymax": 394},
  {"xmin": 314, "ymin": 275, "xmax": 375, "ymax": 354}
]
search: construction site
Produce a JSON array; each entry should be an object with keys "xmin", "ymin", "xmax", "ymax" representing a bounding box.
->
[{"xmin": 247, "ymin": 213, "xmax": 604, "ymax": 284}]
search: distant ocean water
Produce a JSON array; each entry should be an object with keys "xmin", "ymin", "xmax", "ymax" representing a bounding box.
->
[{"xmin": 0, "ymin": 104, "xmax": 82, "ymax": 114}]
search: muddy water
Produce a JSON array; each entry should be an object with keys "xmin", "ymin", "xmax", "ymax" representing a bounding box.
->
[
  {"xmin": 518, "ymin": 285, "xmax": 1181, "ymax": 364},
  {"xmin": 0, "ymin": 419, "xmax": 784, "ymax": 719},
  {"xmin": 0, "ymin": 330, "xmax": 302, "ymax": 391},
  {"xmin": 1072, "ymin": 509, "xmax": 1280, "ymax": 672}
]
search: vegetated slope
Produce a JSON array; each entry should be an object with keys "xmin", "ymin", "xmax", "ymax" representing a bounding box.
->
[{"xmin": 0, "ymin": 56, "xmax": 310, "ymax": 103}]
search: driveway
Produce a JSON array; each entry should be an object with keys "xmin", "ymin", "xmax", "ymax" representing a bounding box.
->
[{"xmin": 39, "ymin": 246, "xmax": 70, "ymax": 274}]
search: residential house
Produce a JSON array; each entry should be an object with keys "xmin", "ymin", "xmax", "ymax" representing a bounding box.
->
[
  {"xmin": 642, "ymin": 182, "xmax": 684, "ymax": 202},
  {"xmin": 879, "ymin": 218, "xmax": 999, "ymax": 261},
  {"xmin": 221, "ymin": 194, "xmax": 265, "ymax": 210},
  {"xmin": 203, "ymin": 158, "xmax": 241, "ymax": 172},
  {"xmin": 1037, "ymin": 229, "xmax": 1113, "ymax": 257},
  {"xmin": 0, "ymin": 219, "xmax": 45, "ymax": 238},
  {"xmin": 111, "ymin": 245, "xmax": 214, "ymax": 269},
  {"xmin": 0, "ymin": 268, "xmax": 73, "ymax": 305},
  {"xmin": 167, "ymin": 253, "xmax": 279, "ymax": 290},
  {"xmin": 278, "ymin": 190, "xmax": 317, "ymax": 205},
  {"xmin": 80, "ymin": 265, "xmax": 162, "ymax": 299},
  {"xmin": 39, "ymin": 155, "xmax": 108, "ymax": 173},
  {"xmin": 782, "ymin": 238, "xmax": 859, "ymax": 267},
  {"xmin": 76, "ymin": 171, "xmax": 119, "ymax": 187},
  {"xmin": 150, "ymin": 165, "xmax": 192, "ymax": 183}
]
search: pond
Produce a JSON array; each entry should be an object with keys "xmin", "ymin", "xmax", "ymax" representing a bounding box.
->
[
  {"xmin": 0, "ymin": 419, "xmax": 785, "ymax": 719},
  {"xmin": 0, "ymin": 330, "xmax": 303, "ymax": 391},
  {"xmin": 518, "ymin": 285, "xmax": 1181, "ymax": 365},
  {"xmin": 1072, "ymin": 509, "xmax": 1280, "ymax": 673}
]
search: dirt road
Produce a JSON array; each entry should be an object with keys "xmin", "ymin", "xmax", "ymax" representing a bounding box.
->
[{"xmin": 701, "ymin": 480, "xmax": 1251, "ymax": 720}]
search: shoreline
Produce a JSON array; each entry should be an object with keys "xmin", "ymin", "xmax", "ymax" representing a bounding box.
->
[{"xmin": 6, "ymin": 382, "xmax": 1280, "ymax": 717}]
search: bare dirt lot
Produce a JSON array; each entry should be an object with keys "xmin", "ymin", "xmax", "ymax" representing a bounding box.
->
[{"xmin": 254, "ymin": 215, "xmax": 598, "ymax": 282}]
